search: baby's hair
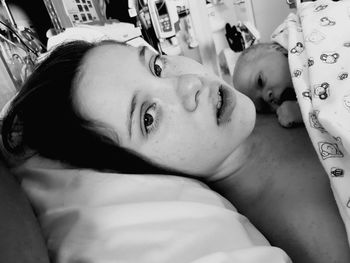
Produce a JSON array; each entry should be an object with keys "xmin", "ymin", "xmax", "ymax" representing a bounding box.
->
[{"xmin": 239, "ymin": 42, "xmax": 288, "ymax": 63}]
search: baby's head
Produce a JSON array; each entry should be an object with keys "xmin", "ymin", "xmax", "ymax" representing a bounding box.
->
[{"xmin": 233, "ymin": 42, "xmax": 294, "ymax": 113}]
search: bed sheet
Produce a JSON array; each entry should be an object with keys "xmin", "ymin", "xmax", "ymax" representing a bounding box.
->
[{"xmin": 272, "ymin": 0, "xmax": 350, "ymax": 245}]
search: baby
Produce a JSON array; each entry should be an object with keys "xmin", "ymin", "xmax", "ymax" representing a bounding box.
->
[{"xmin": 233, "ymin": 42, "xmax": 303, "ymax": 128}]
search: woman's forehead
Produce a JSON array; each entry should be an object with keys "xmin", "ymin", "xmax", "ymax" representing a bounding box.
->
[
  {"xmin": 86, "ymin": 43, "xmax": 134, "ymax": 64},
  {"xmin": 79, "ymin": 44, "xmax": 140, "ymax": 84},
  {"xmin": 73, "ymin": 44, "xmax": 135, "ymax": 126}
]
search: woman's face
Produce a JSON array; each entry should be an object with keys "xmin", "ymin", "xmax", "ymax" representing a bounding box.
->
[{"xmin": 74, "ymin": 44, "xmax": 255, "ymax": 177}]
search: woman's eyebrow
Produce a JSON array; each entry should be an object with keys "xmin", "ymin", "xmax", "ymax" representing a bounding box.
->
[
  {"xmin": 128, "ymin": 46, "xmax": 150, "ymax": 139},
  {"xmin": 128, "ymin": 92, "xmax": 138, "ymax": 139},
  {"xmin": 138, "ymin": 45, "xmax": 147, "ymax": 65}
]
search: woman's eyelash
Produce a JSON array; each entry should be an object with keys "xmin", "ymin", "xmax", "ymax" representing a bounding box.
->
[
  {"xmin": 150, "ymin": 55, "xmax": 163, "ymax": 77},
  {"xmin": 143, "ymin": 103, "xmax": 159, "ymax": 135}
]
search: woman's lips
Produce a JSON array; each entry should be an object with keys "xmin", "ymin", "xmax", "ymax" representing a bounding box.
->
[{"xmin": 216, "ymin": 84, "xmax": 236, "ymax": 125}]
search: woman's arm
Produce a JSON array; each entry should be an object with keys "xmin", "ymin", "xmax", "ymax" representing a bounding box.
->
[{"xmin": 210, "ymin": 114, "xmax": 350, "ymax": 263}]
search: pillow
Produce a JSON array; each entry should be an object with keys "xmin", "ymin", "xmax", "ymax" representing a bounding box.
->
[{"xmin": 6, "ymin": 154, "xmax": 290, "ymax": 263}]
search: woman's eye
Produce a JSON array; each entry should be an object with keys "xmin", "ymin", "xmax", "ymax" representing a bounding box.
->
[
  {"xmin": 143, "ymin": 104, "xmax": 158, "ymax": 134},
  {"xmin": 150, "ymin": 55, "xmax": 164, "ymax": 77}
]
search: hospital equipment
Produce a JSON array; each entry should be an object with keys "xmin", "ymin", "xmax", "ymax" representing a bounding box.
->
[
  {"xmin": 0, "ymin": 0, "xmax": 44, "ymax": 91},
  {"xmin": 147, "ymin": 0, "xmax": 177, "ymax": 39},
  {"xmin": 40, "ymin": 0, "xmax": 259, "ymax": 77},
  {"xmin": 41, "ymin": 0, "xmax": 151, "ymax": 51},
  {"xmin": 42, "ymin": 0, "xmax": 106, "ymax": 33}
]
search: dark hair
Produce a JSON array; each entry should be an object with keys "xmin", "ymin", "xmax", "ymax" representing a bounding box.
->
[{"xmin": 1, "ymin": 40, "xmax": 183, "ymax": 176}]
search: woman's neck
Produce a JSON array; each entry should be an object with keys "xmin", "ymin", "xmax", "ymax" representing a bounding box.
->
[{"xmin": 207, "ymin": 137, "xmax": 256, "ymax": 183}]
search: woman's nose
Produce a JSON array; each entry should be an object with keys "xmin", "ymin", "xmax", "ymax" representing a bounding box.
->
[{"xmin": 176, "ymin": 75, "xmax": 203, "ymax": 112}]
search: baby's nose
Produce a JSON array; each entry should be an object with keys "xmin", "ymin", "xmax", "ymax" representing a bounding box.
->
[
  {"xmin": 176, "ymin": 75, "xmax": 203, "ymax": 112},
  {"xmin": 266, "ymin": 89, "xmax": 274, "ymax": 103}
]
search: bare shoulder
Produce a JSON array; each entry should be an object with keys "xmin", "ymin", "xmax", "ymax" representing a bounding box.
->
[{"xmin": 210, "ymin": 114, "xmax": 350, "ymax": 263}]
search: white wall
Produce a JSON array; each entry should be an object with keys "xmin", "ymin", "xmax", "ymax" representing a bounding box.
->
[
  {"xmin": 251, "ymin": 0, "xmax": 294, "ymax": 42},
  {"xmin": 179, "ymin": 0, "xmax": 295, "ymax": 78}
]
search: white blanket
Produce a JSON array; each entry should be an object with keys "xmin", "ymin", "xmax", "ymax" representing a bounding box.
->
[
  {"xmin": 272, "ymin": 0, "xmax": 350, "ymax": 245},
  {"xmin": 12, "ymin": 156, "xmax": 290, "ymax": 263}
]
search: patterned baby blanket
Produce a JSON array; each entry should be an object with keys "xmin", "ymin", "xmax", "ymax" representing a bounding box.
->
[{"xmin": 272, "ymin": 0, "xmax": 350, "ymax": 244}]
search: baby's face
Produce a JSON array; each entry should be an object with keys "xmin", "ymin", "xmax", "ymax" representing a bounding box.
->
[{"xmin": 233, "ymin": 49, "xmax": 293, "ymax": 113}]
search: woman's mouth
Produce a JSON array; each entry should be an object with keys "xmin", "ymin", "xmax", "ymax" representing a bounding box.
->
[{"xmin": 216, "ymin": 85, "xmax": 235, "ymax": 125}]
